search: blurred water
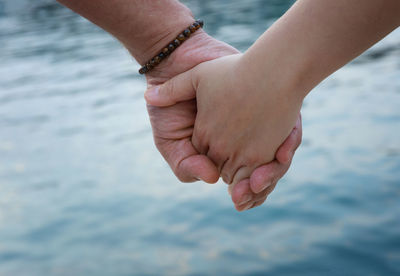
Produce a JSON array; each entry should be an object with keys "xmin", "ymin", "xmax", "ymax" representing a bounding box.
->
[{"xmin": 0, "ymin": 1, "xmax": 399, "ymax": 275}]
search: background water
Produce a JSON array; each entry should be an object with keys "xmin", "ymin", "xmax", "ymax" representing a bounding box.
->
[{"xmin": 0, "ymin": 1, "xmax": 399, "ymax": 275}]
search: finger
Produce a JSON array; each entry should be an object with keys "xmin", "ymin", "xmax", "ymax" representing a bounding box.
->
[
  {"xmin": 219, "ymin": 154, "xmax": 240, "ymax": 184},
  {"xmin": 247, "ymin": 114, "xmax": 302, "ymax": 194},
  {"xmin": 275, "ymin": 113, "xmax": 303, "ymax": 164},
  {"xmin": 220, "ymin": 154, "xmax": 257, "ymax": 185},
  {"xmin": 252, "ymin": 196, "xmax": 268, "ymax": 208},
  {"xmin": 249, "ymin": 160, "xmax": 289, "ymax": 193},
  {"xmin": 235, "ymin": 201, "xmax": 254, "ymax": 212},
  {"xmin": 230, "ymin": 178, "xmax": 253, "ymax": 205},
  {"xmin": 236, "ymin": 198, "xmax": 265, "ymax": 212},
  {"xmin": 178, "ymin": 154, "xmax": 220, "ymax": 184},
  {"xmin": 162, "ymin": 138, "xmax": 219, "ymax": 184},
  {"xmin": 220, "ymin": 157, "xmax": 236, "ymax": 184},
  {"xmin": 227, "ymin": 165, "xmax": 253, "ymax": 195},
  {"xmin": 236, "ymin": 181, "xmax": 277, "ymax": 211},
  {"xmin": 251, "ymin": 180, "xmax": 278, "ymax": 201},
  {"xmin": 144, "ymin": 69, "xmax": 197, "ymax": 106}
]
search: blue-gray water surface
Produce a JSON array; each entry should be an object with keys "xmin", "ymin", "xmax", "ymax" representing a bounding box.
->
[{"xmin": 0, "ymin": 1, "xmax": 399, "ymax": 275}]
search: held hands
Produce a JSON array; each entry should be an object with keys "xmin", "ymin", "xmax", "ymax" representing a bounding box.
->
[
  {"xmin": 145, "ymin": 51, "xmax": 303, "ymax": 211},
  {"xmin": 61, "ymin": 0, "xmax": 399, "ymax": 211}
]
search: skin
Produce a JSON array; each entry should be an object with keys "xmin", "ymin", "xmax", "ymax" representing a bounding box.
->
[
  {"xmin": 145, "ymin": 0, "xmax": 400, "ymax": 209},
  {"xmin": 146, "ymin": 54, "xmax": 302, "ymax": 199},
  {"xmin": 57, "ymin": 0, "xmax": 303, "ymax": 211},
  {"xmin": 145, "ymin": 34, "xmax": 302, "ymax": 211}
]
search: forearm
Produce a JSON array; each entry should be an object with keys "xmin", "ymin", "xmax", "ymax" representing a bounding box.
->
[
  {"xmin": 240, "ymin": 0, "xmax": 400, "ymax": 100},
  {"xmin": 57, "ymin": 0, "xmax": 194, "ymax": 64}
]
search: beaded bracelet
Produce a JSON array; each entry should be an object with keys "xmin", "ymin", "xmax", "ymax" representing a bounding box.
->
[{"xmin": 139, "ymin": 20, "xmax": 204, "ymax": 74}]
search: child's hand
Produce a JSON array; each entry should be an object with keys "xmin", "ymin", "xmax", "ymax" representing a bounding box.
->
[{"xmin": 145, "ymin": 53, "xmax": 303, "ymax": 196}]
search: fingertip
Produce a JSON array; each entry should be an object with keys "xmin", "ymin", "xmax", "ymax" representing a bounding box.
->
[
  {"xmin": 249, "ymin": 164, "xmax": 283, "ymax": 194},
  {"xmin": 275, "ymin": 129, "xmax": 298, "ymax": 165},
  {"xmin": 275, "ymin": 113, "xmax": 303, "ymax": 164},
  {"xmin": 253, "ymin": 196, "xmax": 268, "ymax": 208},
  {"xmin": 297, "ymin": 113, "xmax": 302, "ymax": 128},
  {"xmin": 178, "ymin": 154, "xmax": 219, "ymax": 184},
  {"xmin": 231, "ymin": 179, "xmax": 251, "ymax": 205},
  {"xmin": 201, "ymin": 170, "xmax": 220, "ymax": 184},
  {"xmin": 235, "ymin": 201, "xmax": 254, "ymax": 212},
  {"xmin": 196, "ymin": 156, "xmax": 220, "ymax": 184}
]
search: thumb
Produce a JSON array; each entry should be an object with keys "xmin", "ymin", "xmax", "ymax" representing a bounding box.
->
[{"xmin": 144, "ymin": 69, "xmax": 197, "ymax": 106}]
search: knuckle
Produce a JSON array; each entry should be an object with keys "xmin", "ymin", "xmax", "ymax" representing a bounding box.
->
[
  {"xmin": 208, "ymin": 146, "xmax": 227, "ymax": 165},
  {"xmin": 242, "ymin": 152, "xmax": 260, "ymax": 169},
  {"xmin": 193, "ymin": 130, "xmax": 207, "ymax": 152},
  {"xmin": 220, "ymin": 158, "xmax": 237, "ymax": 184},
  {"xmin": 163, "ymin": 80, "xmax": 175, "ymax": 99},
  {"xmin": 221, "ymin": 170, "xmax": 231, "ymax": 184}
]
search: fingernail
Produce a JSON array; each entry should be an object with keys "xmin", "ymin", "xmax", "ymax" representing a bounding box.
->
[
  {"xmin": 238, "ymin": 194, "xmax": 252, "ymax": 205},
  {"xmin": 144, "ymin": 86, "xmax": 159, "ymax": 103},
  {"xmin": 259, "ymin": 181, "xmax": 272, "ymax": 193},
  {"xmin": 243, "ymin": 202, "xmax": 254, "ymax": 211},
  {"xmin": 238, "ymin": 201, "xmax": 254, "ymax": 212},
  {"xmin": 194, "ymin": 174, "xmax": 206, "ymax": 182}
]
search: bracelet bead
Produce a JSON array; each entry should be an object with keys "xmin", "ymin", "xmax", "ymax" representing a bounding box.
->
[
  {"xmin": 154, "ymin": 56, "xmax": 161, "ymax": 64},
  {"xmin": 183, "ymin": 29, "xmax": 191, "ymax": 37},
  {"xmin": 177, "ymin": 34, "xmax": 186, "ymax": 42},
  {"xmin": 189, "ymin": 25, "xmax": 196, "ymax": 32},
  {"xmin": 173, "ymin": 39, "xmax": 181, "ymax": 47}
]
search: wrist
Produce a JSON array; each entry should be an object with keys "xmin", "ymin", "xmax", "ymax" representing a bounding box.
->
[{"xmin": 123, "ymin": 14, "xmax": 195, "ymax": 66}]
